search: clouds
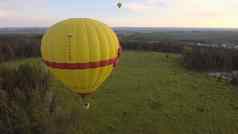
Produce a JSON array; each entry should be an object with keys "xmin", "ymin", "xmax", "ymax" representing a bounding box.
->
[
  {"xmin": 126, "ymin": 0, "xmax": 236, "ymax": 17},
  {"xmin": 0, "ymin": 0, "xmax": 237, "ymax": 27},
  {"xmin": 0, "ymin": 0, "xmax": 54, "ymax": 27},
  {"xmin": 118, "ymin": 0, "xmax": 238, "ymax": 27},
  {"xmin": 0, "ymin": 9, "xmax": 15, "ymax": 17},
  {"xmin": 0, "ymin": 0, "xmax": 48, "ymax": 11},
  {"xmin": 126, "ymin": 0, "xmax": 167, "ymax": 12}
]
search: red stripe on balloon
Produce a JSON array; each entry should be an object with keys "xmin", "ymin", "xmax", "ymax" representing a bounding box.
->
[{"xmin": 43, "ymin": 57, "xmax": 118, "ymax": 70}]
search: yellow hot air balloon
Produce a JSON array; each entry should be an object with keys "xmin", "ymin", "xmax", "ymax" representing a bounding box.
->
[{"xmin": 41, "ymin": 18, "xmax": 121, "ymax": 97}]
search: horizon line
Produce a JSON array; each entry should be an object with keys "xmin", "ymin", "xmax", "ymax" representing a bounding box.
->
[{"xmin": 0, "ymin": 26, "xmax": 238, "ymax": 29}]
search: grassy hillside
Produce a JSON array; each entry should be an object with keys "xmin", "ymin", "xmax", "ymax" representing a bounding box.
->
[{"xmin": 5, "ymin": 51, "xmax": 238, "ymax": 134}]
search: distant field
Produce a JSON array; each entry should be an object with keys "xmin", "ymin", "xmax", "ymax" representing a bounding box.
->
[{"xmin": 6, "ymin": 51, "xmax": 238, "ymax": 134}]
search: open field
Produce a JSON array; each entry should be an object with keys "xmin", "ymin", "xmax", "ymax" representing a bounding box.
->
[{"xmin": 3, "ymin": 51, "xmax": 238, "ymax": 134}]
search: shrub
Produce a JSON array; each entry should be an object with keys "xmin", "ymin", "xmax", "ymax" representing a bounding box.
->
[
  {"xmin": 182, "ymin": 46, "xmax": 193, "ymax": 68},
  {"xmin": 231, "ymin": 72, "xmax": 238, "ymax": 85},
  {"xmin": 0, "ymin": 42, "xmax": 15, "ymax": 63},
  {"xmin": 0, "ymin": 62, "xmax": 80, "ymax": 134}
]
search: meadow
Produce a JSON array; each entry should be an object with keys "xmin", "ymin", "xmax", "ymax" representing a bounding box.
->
[{"xmin": 3, "ymin": 51, "xmax": 238, "ymax": 134}]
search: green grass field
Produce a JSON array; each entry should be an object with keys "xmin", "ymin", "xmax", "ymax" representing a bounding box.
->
[{"xmin": 5, "ymin": 51, "xmax": 238, "ymax": 134}]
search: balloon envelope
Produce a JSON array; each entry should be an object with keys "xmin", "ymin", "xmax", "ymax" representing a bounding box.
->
[{"xmin": 41, "ymin": 18, "xmax": 121, "ymax": 95}]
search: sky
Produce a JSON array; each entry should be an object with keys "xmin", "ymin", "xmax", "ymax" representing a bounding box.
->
[{"xmin": 0, "ymin": 0, "xmax": 238, "ymax": 28}]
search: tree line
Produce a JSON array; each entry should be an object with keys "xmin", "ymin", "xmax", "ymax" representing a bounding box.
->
[
  {"xmin": 0, "ymin": 34, "xmax": 41, "ymax": 63},
  {"xmin": 121, "ymin": 40, "xmax": 187, "ymax": 53}
]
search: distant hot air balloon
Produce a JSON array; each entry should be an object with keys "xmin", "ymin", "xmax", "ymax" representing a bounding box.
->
[
  {"xmin": 41, "ymin": 18, "xmax": 121, "ymax": 108},
  {"xmin": 117, "ymin": 2, "xmax": 122, "ymax": 8}
]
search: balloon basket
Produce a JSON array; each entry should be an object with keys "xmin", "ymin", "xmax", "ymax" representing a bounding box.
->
[{"xmin": 79, "ymin": 95, "xmax": 91, "ymax": 110}]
